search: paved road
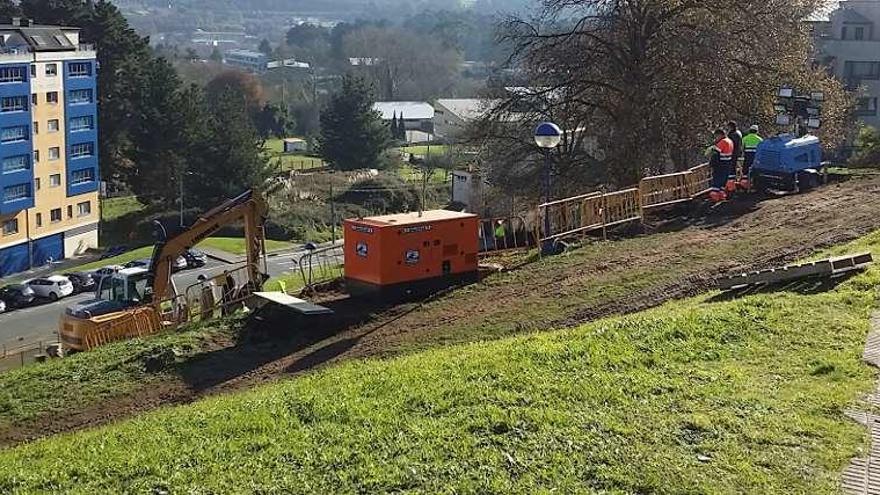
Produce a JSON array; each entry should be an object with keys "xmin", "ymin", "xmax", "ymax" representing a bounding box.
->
[{"xmin": 0, "ymin": 251, "xmax": 310, "ymax": 347}]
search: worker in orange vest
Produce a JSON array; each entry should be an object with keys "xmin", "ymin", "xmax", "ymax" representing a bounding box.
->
[{"xmin": 709, "ymin": 128, "xmax": 734, "ymax": 202}]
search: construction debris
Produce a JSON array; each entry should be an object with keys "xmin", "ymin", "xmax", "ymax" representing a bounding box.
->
[{"xmin": 717, "ymin": 252, "xmax": 873, "ymax": 291}]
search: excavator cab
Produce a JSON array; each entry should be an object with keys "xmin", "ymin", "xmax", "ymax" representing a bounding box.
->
[
  {"xmin": 61, "ymin": 188, "xmax": 270, "ymax": 352},
  {"xmin": 95, "ymin": 268, "xmax": 153, "ymax": 306}
]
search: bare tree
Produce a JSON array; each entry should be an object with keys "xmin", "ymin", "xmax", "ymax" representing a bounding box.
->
[{"xmin": 481, "ymin": 0, "xmax": 850, "ymax": 191}]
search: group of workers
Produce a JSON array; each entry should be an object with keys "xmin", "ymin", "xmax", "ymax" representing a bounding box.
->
[{"xmin": 707, "ymin": 121, "xmax": 764, "ymax": 202}]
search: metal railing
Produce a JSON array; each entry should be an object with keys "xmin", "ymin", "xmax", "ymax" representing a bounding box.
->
[
  {"xmin": 0, "ymin": 339, "xmax": 56, "ymax": 373},
  {"xmin": 298, "ymin": 245, "xmax": 344, "ymax": 293},
  {"xmin": 479, "ymin": 215, "xmax": 534, "ymax": 253}
]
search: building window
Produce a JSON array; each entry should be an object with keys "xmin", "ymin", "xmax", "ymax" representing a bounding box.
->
[
  {"xmin": 2, "ymin": 155, "xmax": 29, "ymax": 173},
  {"xmin": 35, "ymin": 212, "xmax": 41, "ymax": 227},
  {"xmin": 34, "ymin": 177, "xmax": 40, "ymax": 190},
  {"xmin": 48, "ymin": 147, "xmax": 60, "ymax": 160},
  {"xmin": 44, "ymin": 63, "xmax": 56, "ymax": 76},
  {"xmin": 69, "ymin": 116, "xmax": 92, "ymax": 132},
  {"xmin": 2, "ymin": 218, "xmax": 18, "ymax": 235},
  {"xmin": 70, "ymin": 142, "xmax": 94, "ymax": 159},
  {"xmin": 30, "ymin": 93, "xmax": 36, "ymax": 106},
  {"xmin": 68, "ymin": 89, "xmax": 92, "ymax": 104},
  {"xmin": 69, "ymin": 62, "xmax": 91, "ymax": 77},
  {"xmin": 3, "ymin": 183, "xmax": 29, "ymax": 202},
  {"xmin": 855, "ymin": 26, "xmax": 866, "ymax": 40},
  {"xmin": 1, "ymin": 95, "xmax": 27, "ymax": 112},
  {"xmin": 54, "ymin": 34, "xmax": 71, "ymax": 47},
  {"xmin": 844, "ymin": 61, "xmax": 880, "ymax": 80},
  {"xmin": 33, "ymin": 121, "xmax": 37, "ymax": 135},
  {"xmin": 1, "ymin": 125, "xmax": 28, "ymax": 143},
  {"xmin": 29, "ymin": 64, "xmax": 35, "ymax": 78},
  {"xmin": 50, "ymin": 208, "xmax": 61, "ymax": 223},
  {"xmin": 77, "ymin": 200, "xmax": 91, "ymax": 217},
  {"xmin": 48, "ymin": 119, "xmax": 59, "ymax": 132},
  {"xmin": 0, "ymin": 66, "xmax": 25, "ymax": 83},
  {"xmin": 46, "ymin": 91, "xmax": 58, "ymax": 104},
  {"xmin": 49, "ymin": 173, "xmax": 61, "ymax": 187},
  {"xmin": 70, "ymin": 168, "xmax": 94, "ymax": 185},
  {"xmin": 67, "ymin": 205, "xmax": 73, "ymax": 218},
  {"xmin": 33, "ymin": 150, "xmax": 39, "ymax": 163},
  {"xmin": 856, "ymin": 97, "xmax": 878, "ymax": 116}
]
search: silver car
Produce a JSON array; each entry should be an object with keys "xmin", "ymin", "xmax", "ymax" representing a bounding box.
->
[{"xmin": 26, "ymin": 275, "xmax": 75, "ymax": 301}]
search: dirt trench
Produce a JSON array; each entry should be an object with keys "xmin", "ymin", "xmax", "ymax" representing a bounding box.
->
[{"xmin": 4, "ymin": 176, "xmax": 880, "ymax": 446}]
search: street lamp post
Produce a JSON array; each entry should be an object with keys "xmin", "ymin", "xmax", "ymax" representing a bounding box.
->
[{"xmin": 534, "ymin": 122, "xmax": 562, "ymax": 254}]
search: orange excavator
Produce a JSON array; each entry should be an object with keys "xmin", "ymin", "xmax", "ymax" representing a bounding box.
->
[{"xmin": 60, "ymin": 189, "xmax": 270, "ymax": 351}]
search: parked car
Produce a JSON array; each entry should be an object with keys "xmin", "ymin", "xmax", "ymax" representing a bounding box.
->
[
  {"xmin": 25, "ymin": 276, "xmax": 74, "ymax": 301},
  {"xmin": 0, "ymin": 299, "xmax": 6, "ymax": 313},
  {"xmin": 0, "ymin": 284, "xmax": 36, "ymax": 309},
  {"xmin": 124, "ymin": 258, "xmax": 151, "ymax": 270},
  {"xmin": 183, "ymin": 249, "xmax": 207, "ymax": 269},
  {"xmin": 63, "ymin": 272, "xmax": 96, "ymax": 294},
  {"xmin": 100, "ymin": 245, "xmax": 128, "ymax": 260}
]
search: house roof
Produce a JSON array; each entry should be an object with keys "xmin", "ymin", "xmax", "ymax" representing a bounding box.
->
[
  {"xmin": 806, "ymin": 1, "xmax": 839, "ymax": 22},
  {"xmin": 373, "ymin": 101, "xmax": 434, "ymax": 120},
  {"xmin": 838, "ymin": 7, "xmax": 873, "ymax": 23},
  {"xmin": 0, "ymin": 24, "xmax": 80, "ymax": 53},
  {"xmin": 435, "ymin": 98, "xmax": 500, "ymax": 121}
]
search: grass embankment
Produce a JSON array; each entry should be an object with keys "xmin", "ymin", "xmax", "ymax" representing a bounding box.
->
[
  {"xmin": 264, "ymin": 138, "xmax": 325, "ymax": 172},
  {"xmin": 101, "ymin": 195, "xmax": 146, "ymax": 222},
  {"xmin": 200, "ymin": 237, "xmax": 293, "ymax": 256},
  {"xmin": 1, "ymin": 235, "xmax": 879, "ymax": 492}
]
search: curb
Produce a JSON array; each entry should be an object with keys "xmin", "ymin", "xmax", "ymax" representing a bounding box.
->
[{"xmin": 842, "ymin": 311, "xmax": 880, "ymax": 494}]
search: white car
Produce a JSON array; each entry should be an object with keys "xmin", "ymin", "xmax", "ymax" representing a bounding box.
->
[
  {"xmin": 26, "ymin": 275, "xmax": 75, "ymax": 301},
  {"xmin": 0, "ymin": 299, "xmax": 5, "ymax": 313}
]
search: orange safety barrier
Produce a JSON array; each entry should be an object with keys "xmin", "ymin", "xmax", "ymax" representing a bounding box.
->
[{"xmin": 537, "ymin": 162, "xmax": 712, "ymax": 242}]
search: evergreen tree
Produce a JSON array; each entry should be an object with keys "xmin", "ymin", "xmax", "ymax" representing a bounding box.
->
[
  {"xmin": 318, "ymin": 76, "xmax": 391, "ymax": 171},
  {"xmin": 0, "ymin": 0, "xmax": 20, "ymax": 18},
  {"xmin": 209, "ymin": 46, "xmax": 223, "ymax": 62},
  {"xmin": 397, "ymin": 112, "xmax": 406, "ymax": 140},
  {"xmin": 258, "ymin": 38, "xmax": 272, "ymax": 56},
  {"xmin": 191, "ymin": 89, "xmax": 278, "ymax": 207},
  {"xmin": 390, "ymin": 112, "xmax": 398, "ymax": 140},
  {"xmin": 254, "ymin": 103, "xmax": 294, "ymax": 139}
]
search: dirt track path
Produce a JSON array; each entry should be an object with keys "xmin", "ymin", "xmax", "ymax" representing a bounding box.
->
[{"xmin": 5, "ymin": 176, "xmax": 880, "ymax": 446}]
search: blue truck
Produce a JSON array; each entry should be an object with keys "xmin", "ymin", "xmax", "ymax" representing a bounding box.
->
[{"xmin": 751, "ymin": 134, "xmax": 825, "ymax": 192}]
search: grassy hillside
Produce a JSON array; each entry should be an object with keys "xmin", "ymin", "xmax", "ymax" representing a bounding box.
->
[{"xmin": 1, "ymin": 236, "xmax": 878, "ymax": 492}]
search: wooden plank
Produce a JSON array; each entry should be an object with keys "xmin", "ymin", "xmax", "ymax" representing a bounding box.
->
[
  {"xmin": 718, "ymin": 253, "xmax": 873, "ymax": 290},
  {"xmin": 254, "ymin": 292, "xmax": 334, "ymax": 315}
]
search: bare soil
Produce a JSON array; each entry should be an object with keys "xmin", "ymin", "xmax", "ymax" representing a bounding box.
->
[{"xmin": 5, "ymin": 176, "xmax": 880, "ymax": 446}]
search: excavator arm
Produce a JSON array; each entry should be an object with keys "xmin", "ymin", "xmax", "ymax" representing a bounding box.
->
[{"xmin": 147, "ymin": 189, "xmax": 270, "ymax": 304}]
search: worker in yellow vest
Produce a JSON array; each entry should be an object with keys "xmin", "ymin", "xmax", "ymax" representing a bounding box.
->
[{"xmin": 742, "ymin": 124, "xmax": 763, "ymax": 190}]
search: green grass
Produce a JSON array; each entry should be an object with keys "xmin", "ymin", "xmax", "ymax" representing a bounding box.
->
[
  {"xmin": 101, "ymin": 196, "xmax": 145, "ymax": 222},
  {"xmin": 264, "ymin": 138, "xmax": 325, "ymax": 172},
  {"xmin": 397, "ymin": 163, "xmax": 449, "ymax": 183},
  {"xmin": 398, "ymin": 144, "xmax": 450, "ymax": 157},
  {"xmin": 0, "ymin": 318, "xmax": 241, "ymax": 427},
  {"xmin": 200, "ymin": 237, "xmax": 293, "ymax": 256},
  {"xmin": 1, "ymin": 235, "xmax": 879, "ymax": 492}
]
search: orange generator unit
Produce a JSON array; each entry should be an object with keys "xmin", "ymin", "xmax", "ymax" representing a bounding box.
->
[{"xmin": 343, "ymin": 210, "xmax": 480, "ymax": 297}]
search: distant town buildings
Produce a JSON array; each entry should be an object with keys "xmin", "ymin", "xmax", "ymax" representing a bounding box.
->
[
  {"xmin": 0, "ymin": 19, "xmax": 99, "ymax": 276},
  {"xmin": 223, "ymin": 49, "xmax": 310, "ymax": 73}
]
